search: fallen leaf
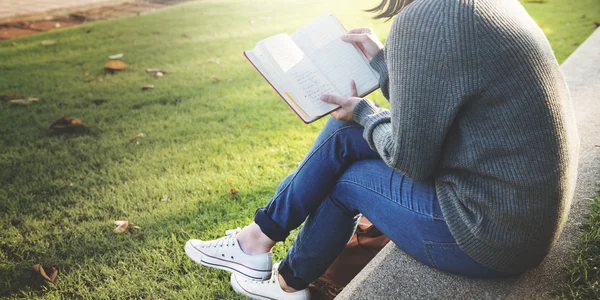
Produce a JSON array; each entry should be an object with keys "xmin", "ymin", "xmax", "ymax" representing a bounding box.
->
[
  {"xmin": 113, "ymin": 220, "xmax": 129, "ymax": 233},
  {"xmin": 109, "ymin": 53, "xmax": 124, "ymax": 59},
  {"xmin": 41, "ymin": 40, "xmax": 58, "ymax": 46},
  {"xmin": 49, "ymin": 117, "xmax": 88, "ymax": 129},
  {"xmin": 132, "ymin": 225, "xmax": 142, "ymax": 230},
  {"xmin": 142, "ymin": 85, "xmax": 154, "ymax": 91},
  {"xmin": 32, "ymin": 264, "xmax": 58, "ymax": 283},
  {"xmin": 10, "ymin": 98, "xmax": 39, "ymax": 105},
  {"xmin": 0, "ymin": 93, "xmax": 24, "ymax": 101},
  {"xmin": 207, "ymin": 58, "xmax": 220, "ymax": 64},
  {"xmin": 160, "ymin": 194, "xmax": 169, "ymax": 201},
  {"xmin": 211, "ymin": 75, "xmax": 223, "ymax": 82},
  {"xmin": 105, "ymin": 60, "xmax": 128, "ymax": 71},
  {"xmin": 229, "ymin": 188, "xmax": 239, "ymax": 195},
  {"xmin": 130, "ymin": 133, "xmax": 145, "ymax": 144},
  {"xmin": 153, "ymin": 71, "xmax": 164, "ymax": 77}
]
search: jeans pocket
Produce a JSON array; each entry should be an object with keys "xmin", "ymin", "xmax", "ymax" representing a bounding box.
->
[{"xmin": 424, "ymin": 241, "xmax": 504, "ymax": 278}]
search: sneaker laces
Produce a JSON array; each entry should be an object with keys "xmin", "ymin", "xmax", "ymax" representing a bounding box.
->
[{"xmin": 205, "ymin": 227, "xmax": 240, "ymax": 248}]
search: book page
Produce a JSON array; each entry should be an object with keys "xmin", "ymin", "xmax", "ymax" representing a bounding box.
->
[
  {"xmin": 291, "ymin": 15, "xmax": 379, "ymax": 98},
  {"xmin": 258, "ymin": 34, "xmax": 339, "ymax": 118},
  {"xmin": 246, "ymin": 49, "xmax": 311, "ymax": 122}
]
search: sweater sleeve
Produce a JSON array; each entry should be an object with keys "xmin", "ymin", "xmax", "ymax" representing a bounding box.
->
[
  {"xmin": 369, "ymin": 49, "xmax": 390, "ymax": 100},
  {"xmin": 353, "ymin": 1, "xmax": 470, "ymax": 180}
]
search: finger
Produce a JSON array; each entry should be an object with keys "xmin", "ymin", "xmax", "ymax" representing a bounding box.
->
[
  {"xmin": 340, "ymin": 34, "xmax": 369, "ymax": 43},
  {"xmin": 320, "ymin": 94, "xmax": 347, "ymax": 105},
  {"xmin": 350, "ymin": 80, "xmax": 358, "ymax": 97},
  {"xmin": 347, "ymin": 28, "xmax": 370, "ymax": 34}
]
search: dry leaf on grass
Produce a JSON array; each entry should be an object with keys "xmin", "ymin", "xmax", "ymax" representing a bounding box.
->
[
  {"xmin": 105, "ymin": 60, "xmax": 128, "ymax": 71},
  {"xmin": 113, "ymin": 220, "xmax": 129, "ymax": 233},
  {"xmin": 229, "ymin": 188, "xmax": 239, "ymax": 195},
  {"xmin": 109, "ymin": 53, "xmax": 124, "ymax": 59},
  {"xmin": 142, "ymin": 85, "xmax": 154, "ymax": 91},
  {"xmin": 160, "ymin": 194, "xmax": 169, "ymax": 201},
  {"xmin": 41, "ymin": 40, "xmax": 58, "ymax": 46},
  {"xmin": 49, "ymin": 117, "xmax": 88, "ymax": 129},
  {"xmin": 1, "ymin": 93, "xmax": 24, "ymax": 101},
  {"xmin": 131, "ymin": 133, "xmax": 145, "ymax": 144},
  {"xmin": 10, "ymin": 98, "xmax": 39, "ymax": 105},
  {"xmin": 211, "ymin": 75, "xmax": 223, "ymax": 82},
  {"xmin": 32, "ymin": 264, "xmax": 58, "ymax": 283}
]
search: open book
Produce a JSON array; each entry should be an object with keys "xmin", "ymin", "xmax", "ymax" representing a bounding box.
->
[{"xmin": 244, "ymin": 15, "xmax": 380, "ymax": 123}]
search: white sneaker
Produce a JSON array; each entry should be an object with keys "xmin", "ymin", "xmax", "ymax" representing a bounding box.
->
[
  {"xmin": 185, "ymin": 228, "xmax": 272, "ymax": 280},
  {"xmin": 230, "ymin": 263, "xmax": 311, "ymax": 300}
]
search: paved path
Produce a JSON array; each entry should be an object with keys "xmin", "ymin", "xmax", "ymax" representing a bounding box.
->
[{"xmin": 0, "ymin": 0, "xmax": 130, "ymax": 22}]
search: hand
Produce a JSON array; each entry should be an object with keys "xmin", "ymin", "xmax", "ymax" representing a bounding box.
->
[
  {"xmin": 320, "ymin": 80, "xmax": 362, "ymax": 122},
  {"xmin": 341, "ymin": 28, "xmax": 384, "ymax": 61}
]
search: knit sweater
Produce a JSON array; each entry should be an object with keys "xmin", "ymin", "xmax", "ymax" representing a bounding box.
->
[{"xmin": 353, "ymin": 0, "xmax": 579, "ymax": 273}]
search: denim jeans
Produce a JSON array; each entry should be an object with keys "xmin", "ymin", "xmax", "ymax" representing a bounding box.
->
[{"xmin": 254, "ymin": 117, "xmax": 515, "ymax": 290}]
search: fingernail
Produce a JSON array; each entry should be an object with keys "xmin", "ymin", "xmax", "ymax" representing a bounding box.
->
[{"xmin": 320, "ymin": 95, "xmax": 327, "ymax": 100}]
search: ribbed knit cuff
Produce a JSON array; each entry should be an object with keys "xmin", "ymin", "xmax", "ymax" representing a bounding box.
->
[
  {"xmin": 353, "ymin": 98, "xmax": 389, "ymax": 127},
  {"xmin": 353, "ymin": 99, "xmax": 391, "ymax": 148},
  {"xmin": 369, "ymin": 48, "xmax": 388, "ymax": 79}
]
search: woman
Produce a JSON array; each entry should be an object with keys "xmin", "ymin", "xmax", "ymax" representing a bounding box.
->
[{"xmin": 185, "ymin": 0, "xmax": 579, "ymax": 298}]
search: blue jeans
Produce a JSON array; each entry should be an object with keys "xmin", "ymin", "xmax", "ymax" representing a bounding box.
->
[{"xmin": 254, "ymin": 117, "xmax": 515, "ymax": 290}]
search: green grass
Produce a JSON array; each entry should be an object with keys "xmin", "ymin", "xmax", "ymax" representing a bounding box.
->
[
  {"xmin": 0, "ymin": 0, "xmax": 598, "ymax": 298},
  {"xmin": 557, "ymin": 197, "xmax": 600, "ymax": 299}
]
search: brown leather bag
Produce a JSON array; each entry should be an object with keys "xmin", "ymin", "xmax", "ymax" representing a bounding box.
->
[{"xmin": 315, "ymin": 216, "xmax": 390, "ymax": 297}]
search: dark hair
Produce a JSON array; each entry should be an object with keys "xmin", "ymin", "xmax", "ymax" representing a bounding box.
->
[{"xmin": 367, "ymin": 0, "xmax": 414, "ymax": 21}]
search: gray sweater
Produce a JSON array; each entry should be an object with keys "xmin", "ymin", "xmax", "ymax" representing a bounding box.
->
[{"xmin": 353, "ymin": 0, "xmax": 579, "ymax": 273}]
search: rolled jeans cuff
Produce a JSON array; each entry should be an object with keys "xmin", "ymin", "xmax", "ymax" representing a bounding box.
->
[
  {"xmin": 254, "ymin": 207, "xmax": 289, "ymax": 242},
  {"xmin": 278, "ymin": 260, "xmax": 310, "ymax": 290}
]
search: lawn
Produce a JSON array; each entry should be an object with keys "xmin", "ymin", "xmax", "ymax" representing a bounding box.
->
[{"xmin": 1, "ymin": 0, "xmax": 599, "ymax": 299}]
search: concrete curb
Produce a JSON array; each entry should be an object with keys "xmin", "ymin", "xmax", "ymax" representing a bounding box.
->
[{"xmin": 337, "ymin": 27, "xmax": 600, "ymax": 300}]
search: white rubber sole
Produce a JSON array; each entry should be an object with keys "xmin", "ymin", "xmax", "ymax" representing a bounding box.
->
[
  {"xmin": 184, "ymin": 240, "xmax": 271, "ymax": 280},
  {"xmin": 230, "ymin": 273, "xmax": 311, "ymax": 300},
  {"xmin": 230, "ymin": 273, "xmax": 271, "ymax": 300}
]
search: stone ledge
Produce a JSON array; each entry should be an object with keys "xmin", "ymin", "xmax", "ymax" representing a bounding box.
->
[{"xmin": 336, "ymin": 27, "xmax": 600, "ymax": 300}]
